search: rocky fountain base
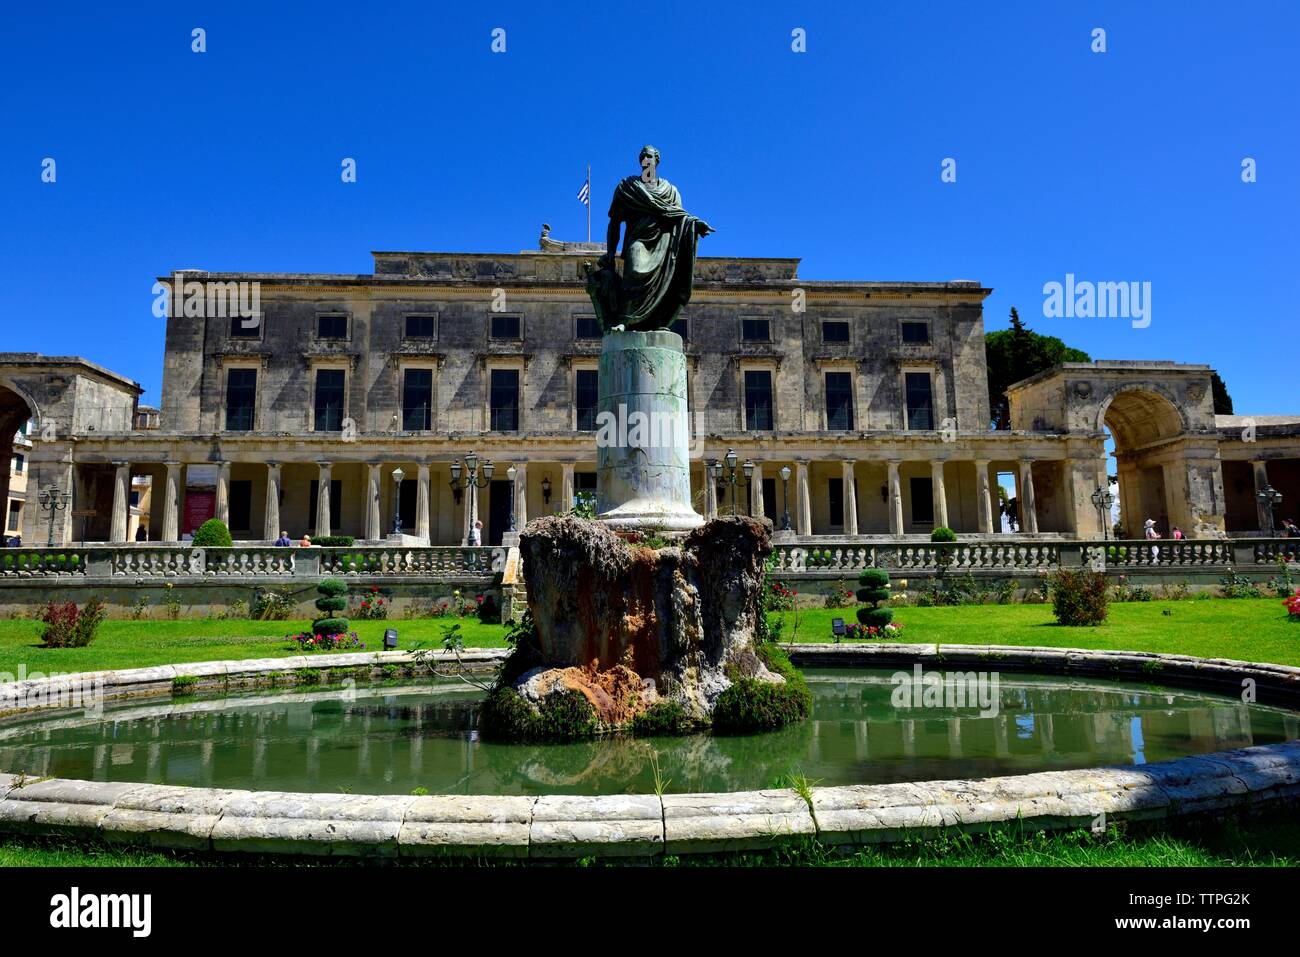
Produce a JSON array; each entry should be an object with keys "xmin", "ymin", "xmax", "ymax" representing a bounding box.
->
[{"xmin": 480, "ymin": 514, "xmax": 810, "ymax": 740}]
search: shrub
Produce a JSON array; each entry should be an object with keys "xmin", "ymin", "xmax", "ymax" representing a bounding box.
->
[
  {"xmin": 1219, "ymin": 569, "xmax": 1262, "ymax": 599},
  {"xmin": 313, "ymin": 535, "xmax": 355, "ymax": 547},
  {"xmin": 1049, "ymin": 568, "xmax": 1109, "ymax": 626},
  {"xmin": 856, "ymin": 566, "xmax": 894, "ymax": 628},
  {"xmin": 38, "ymin": 597, "xmax": 106, "ymax": 648},
  {"xmin": 477, "ymin": 593, "xmax": 500, "ymax": 623},
  {"xmin": 312, "ymin": 578, "xmax": 350, "ymax": 636},
  {"xmin": 824, "ymin": 578, "xmax": 855, "ymax": 609},
  {"xmin": 252, "ymin": 586, "xmax": 296, "ymax": 620},
  {"xmin": 191, "ymin": 518, "xmax": 233, "ymax": 548},
  {"xmin": 1285, "ymin": 589, "xmax": 1300, "ymax": 621},
  {"xmin": 630, "ymin": 700, "xmax": 698, "ymax": 736},
  {"xmin": 766, "ymin": 579, "xmax": 798, "ymax": 612},
  {"xmin": 712, "ymin": 642, "xmax": 811, "ymax": 734},
  {"xmin": 353, "ymin": 585, "xmax": 388, "ymax": 620},
  {"xmin": 930, "ymin": 526, "xmax": 957, "ymax": 543}
]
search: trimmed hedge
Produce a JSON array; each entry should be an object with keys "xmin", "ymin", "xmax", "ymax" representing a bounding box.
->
[
  {"xmin": 192, "ymin": 519, "xmax": 233, "ymax": 548},
  {"xmin": 313, "ymin": 535, "xmax": 355, "ymax": 547},
  {"xmin": 856, "ymin": 566, "xmax": 894, "ymax": 628},
  {"xmin": 312, "ymin": 578, "xmax": 350, "ymax": 636}
]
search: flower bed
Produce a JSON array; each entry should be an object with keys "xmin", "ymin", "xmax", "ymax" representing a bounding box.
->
[
  {"xmin": 288, "ymin": 631, "xmax": 365, "ymax": 652},
  {"xmin": 842, "ymin": 622, "xmax": 904, "ymax": 641}
]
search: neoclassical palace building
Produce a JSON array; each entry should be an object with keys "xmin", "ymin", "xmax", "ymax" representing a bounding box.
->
[{"xmin": 3, "ymin": 239, "xmax": 1298, "ymax": 546}]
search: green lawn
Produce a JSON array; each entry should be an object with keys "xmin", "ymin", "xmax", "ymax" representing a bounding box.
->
[
  {"xmin": 778, "ymin": 597, "xmax": 1300, "ymax": 666},
  {"xmin": 0, "ymin": 617, "xmax": 509, "ymax": 675},
  {"xmin": 3, "ymin": 813, "xmax": 1297, "ymax": 867}
]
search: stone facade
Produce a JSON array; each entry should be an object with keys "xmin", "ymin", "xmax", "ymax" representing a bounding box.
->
[{"xmin": 4, "ymin": 245, "xmax": 1298, "ymax": 545}]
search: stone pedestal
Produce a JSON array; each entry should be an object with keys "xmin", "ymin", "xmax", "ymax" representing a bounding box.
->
[{"xmin": 596, "ymin": 329, "xmax": 702, "ymax": 532}]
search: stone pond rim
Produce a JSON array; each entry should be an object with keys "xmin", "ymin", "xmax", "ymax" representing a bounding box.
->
[{"xmin": 482, "ymin": 513, "xmax": 810, "ymax": 737}]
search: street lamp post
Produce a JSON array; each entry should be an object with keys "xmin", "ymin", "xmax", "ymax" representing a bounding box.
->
[
  {"xmin": 506, "ymin": 464, "xmax": 518, "ymax": 532},
  {"xmin": 1256, "ymin": 484, "xmax": 1283, "ymax": 536},
  {"xmin": 712, "ymin": 448, "xmax": 755, "ymax": 516},
  {"xmin": 391, "ymin": 468, "xmax": 405, "ymax": 535},
  {"xmin": 1090, "ymin": 486, "xmax": 1115, "ymax": 541},
  {"xmin": 38, "ymin": 484, "xmax": 71, "ymax": 547},
  {"xmin": 448, "ymin": 451, "xmax": 494, "ymax": 545},
  {"xmin": 779, "ymin": 464, "xmax": 793, "ymax": 532}
]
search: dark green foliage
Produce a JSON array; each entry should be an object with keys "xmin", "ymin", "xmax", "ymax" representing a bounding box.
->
[
  {"xmin": 712, "ymin": 642, "xmax": 811, "ymax": 734},
  {"xmin": 312, "ymin": 578, "xmax": 349, "ymax": 636},
  {"xmin": 630, "ymin": 700, "xmax": 697, "ymax": 737},
  {"xmin": 1211, "ymin": 372, "xmax": 1233, "ymax": 415},
  {"xmin": 191, "ymin": 519, "xmax": 233, "ymax": 548},
  {"xmin": 930, "ymin": 526, "xmax": 957, "ymax": 543},
  {"xmin": 478, "ymin": 687, "xmax": 598, "ymax": 742},
  {"xmin": 312, "ymin": 536, "xmax": 355, "ymax": 547},
  {"xmin": 985, "ymin": 308, "xmax": 1091, "ymax": 429},
  {"xmin": 855, "ymin": 566, "xmax": 893, "ymax": 627},
  {"xmin": 1049, "ymin": 568, "xmax": 1110, "ymax": 626}
]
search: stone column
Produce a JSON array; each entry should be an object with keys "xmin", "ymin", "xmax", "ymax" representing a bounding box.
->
[
  {"xmin": 263, "ymin": 462, "xmax": 282, "ymax": 541},
  {"xmin": 1252, "ymin": 459, "xmax": 1271, "ymax": 532},
  {"xmin": 315, "ymin": 462, "xmax": 333, "ymax": 537},
  {"xmin": 596, "ymin": 329, "xmax": 702, "ymax": 530},
  {"xmin": 365, "ymin": 462, "xmax": 381, "ymax": 541},
  {"xmin": 931, "ymin": 459, "xmax": 949, "ymax": 529},
  {"xmin": 561, "ymin": 462, "xmax": 575, "ymax": 513},
  {"xmin": 795, "ymin": 460, "xmax": 812, "ymax": 536},
  {"xmin": 1019, "ymin": 459, "xmax": 1039, "ymax": 534},
  {"xmin": 416, "ymin": 463, "xmax": 431, "ymax": 543},
  {"xmin": 110, "ymin": 461, "xmax": 131, "ymax": 543},
  {"xmin": 887, "ymin": 460, "xmax": 904, "ymax": 536},
  {"xmin": 215, "ymin": 461, "xmax": 231, "ymax": 527},
  {"xmin": 841, "ymin": 460, "xmax": 859, "ymax": 535},
  {"xmin": 749, "ymin": 461, "xmax": 764, "ymax": 519},
  {"xmin": 974, "ymin": 459, "xmax": 994, "ymax": 533},
  {"xmin": 514, "ymin": 462, "xmax": 528, "ymax": 528},
  {"xmin": 162, "ymin": 461, "xmax": 182, "ymax": 542},
  {"xmin": 704, "ymin": 461, "xmax": 717, "ymax": 519}
]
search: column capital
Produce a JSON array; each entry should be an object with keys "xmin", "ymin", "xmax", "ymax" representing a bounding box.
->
[
  {"xmin": 164, "ymin": 460, "xmax": 182, "ymax": 468},
  {"xmin": 316, "ymin": 460, "xmax": 333, "ymax": 469},
  {"xmin": 266, "ymin": 460, "xmax": 281, "ymax": 470},
  {"xmin": 1018, "ymin": 457, "xmax": 1035, "ymax": 467},
  {"xmin": 972, "ymin": 458, "xmax": 990, "ymax": 468},
  {"xmin": 111, "ymin": 460, "xmax": 131, "ymax": 469},
  {"xmin": 214, "ymin": 460, "xmax": 231, "ymax": 469}
]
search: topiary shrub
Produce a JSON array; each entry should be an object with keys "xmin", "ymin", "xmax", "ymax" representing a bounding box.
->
[
  {"xmin": 856, "ymin": 566, "xmax": 894, "ymax": 628},
  {"xmin": 930, "ymin": 526, "xmax": 957, "ymax": 542},
  {"xmin": 191, "ymin": 518, "xmax": 233, "ymax": 548},
  {"xmin": 312, "ymin": 578, "xmax": 350, "ymax": 636},
  {"xmin": 1049, "ymin": 568, "xmax": 1109, "ymax": 626}
]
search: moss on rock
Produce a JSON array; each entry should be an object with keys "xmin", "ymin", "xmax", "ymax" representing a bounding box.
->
[{"xmin": 712, "ymin": 642, "xmax": 812, "ymax": 734}]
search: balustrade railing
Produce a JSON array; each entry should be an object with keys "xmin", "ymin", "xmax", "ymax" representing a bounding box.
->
[
  {"xmin": 317, "ymin": 547, "xmax": 504, "ymax": 576},
  {"xmin": 0, "ymin": 549, "xmax": 90, "ymax": 578}
]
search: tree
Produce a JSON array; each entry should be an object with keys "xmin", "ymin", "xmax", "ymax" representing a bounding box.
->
[
  {"xmin": 985, "ymin": 308, "xmax": 1091, "ymax": 429},
  {"xmin": 1211, "ymin": 372, "xmax": 1234, "ymax": 415}
]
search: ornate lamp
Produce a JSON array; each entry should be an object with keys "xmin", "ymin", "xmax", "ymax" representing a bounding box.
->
[
  {"xmin": 779, "ymin": 465, "xmax": 793, "ymax": 532},
  {"xmin": 1090, "ymin": 486, "xmax": 1116, "ymax": 541},
  {"xmin": 1256, "ymin": 484, "xmax": 1283, "ymax": 536},
  {"xmin": 391, "ymin": 467, "xmax": 405, "ymax": 534}
]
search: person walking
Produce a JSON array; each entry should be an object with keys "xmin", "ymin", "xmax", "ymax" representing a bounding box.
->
[
  {"xmin": 1144, "ymin": 518, "xmax": 1161, "ymax": 562},
  {"xmin": 470, "ymin": 520, "xmax": 483, "ymax": 546}
]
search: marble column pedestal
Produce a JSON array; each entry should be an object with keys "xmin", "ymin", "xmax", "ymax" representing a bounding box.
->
[{"xmin": 596, "ymin": 329, "xmax": 703, "ymax": 532}]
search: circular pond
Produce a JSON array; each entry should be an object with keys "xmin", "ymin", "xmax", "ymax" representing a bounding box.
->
[{"xmin": 1, "ymin": 668, "xmax": 1296, "ymax": 796}]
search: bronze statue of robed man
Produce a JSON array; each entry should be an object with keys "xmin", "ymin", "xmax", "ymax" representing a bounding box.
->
[{"xmin": 585, "ymin": 146, "xmax": 714, "ymax": 333}]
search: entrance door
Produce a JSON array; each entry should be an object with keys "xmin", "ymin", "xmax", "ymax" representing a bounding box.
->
[{"xmin": 487, "ymin": 479, "xmax": 513, "ymax": 546}]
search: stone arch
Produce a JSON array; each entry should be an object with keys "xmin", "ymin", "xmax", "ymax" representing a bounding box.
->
[
  {"xmin": 0, "ymin": 378, "xmax": 39, "ymax": 543},
  {"xmin": 1097, "ymin": 386, "xmax": 1186, "ymax": 537}
]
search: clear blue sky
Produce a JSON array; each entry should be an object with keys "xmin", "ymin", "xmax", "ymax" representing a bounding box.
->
[{"xmin": 2, "ymin": 1, "xmax": 1296, "ymax": 415}]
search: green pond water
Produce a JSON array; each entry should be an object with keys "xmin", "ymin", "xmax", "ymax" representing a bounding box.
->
[{"xmin": 1, "ymin": 669, "xmax": 1295, "ymax": 795}]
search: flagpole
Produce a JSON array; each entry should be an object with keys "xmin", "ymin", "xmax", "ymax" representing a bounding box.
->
[{"xmin": 586, "ymin": 164, "xmax": 591, "ymax": 243}]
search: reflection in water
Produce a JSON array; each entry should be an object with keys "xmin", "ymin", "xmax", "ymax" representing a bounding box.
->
[{"xmin": 0, "ymin": 670, "xmax": 1295, "ymax": 796}]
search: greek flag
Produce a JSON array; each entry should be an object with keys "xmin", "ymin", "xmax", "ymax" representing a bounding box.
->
[{"xmin": 577, "ymin": 180, "xmax": 590, "ymax": 205}]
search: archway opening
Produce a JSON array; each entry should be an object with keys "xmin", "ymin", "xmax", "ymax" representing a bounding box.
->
[
  {"xmin": 0, "ymin": 384, "xmax": 36, "ymax": 545},
  {"xmin": 1103, "ymin": 389, "xmax": 1184, "ymax": 539}
]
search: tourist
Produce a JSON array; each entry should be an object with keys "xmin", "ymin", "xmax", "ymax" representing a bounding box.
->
[
  {"xmin": 1282, "ymin": 518, "xmax": 1300, "ymax": 538},
  {"xmin": 135, "ymin": 525, "xmax": 148, "ymax": 542},
  {"xmin": 470, "ymin": 520, "xmax": 483, "ymax": 546},
  {"xmin": 1171, "ymin": 526, "xmax": 1184, "ymax": 540},
  {"xmin": 1144, "ymin": 518, "xmax": 1160, "ymax": 561},
  {"xmin": 274, "ymin": 530, "xmax": 293, "ymax": 547},
  {"xmin": 299, "ymin": 533, "xmax": 313, "ymax": 547}
]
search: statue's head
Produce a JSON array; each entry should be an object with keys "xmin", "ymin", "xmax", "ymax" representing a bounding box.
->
[{"xmin": 639, "ymin": 145, "xmax": 660, "ymax": 181}]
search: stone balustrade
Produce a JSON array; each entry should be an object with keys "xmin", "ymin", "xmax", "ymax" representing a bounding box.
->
[{"xmin": 0, "ymin": 548, "xmax": 91, "ymax": 578}]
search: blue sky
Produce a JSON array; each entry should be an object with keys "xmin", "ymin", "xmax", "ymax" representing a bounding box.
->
[{"xmin": 2, "ymin": 1, "xmax": 1296, "ymax": 415}]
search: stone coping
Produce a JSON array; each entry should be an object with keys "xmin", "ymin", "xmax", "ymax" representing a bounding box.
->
[{"xmin": 0, "ymin": 645, "xmax": 1297, "ymax": 859}]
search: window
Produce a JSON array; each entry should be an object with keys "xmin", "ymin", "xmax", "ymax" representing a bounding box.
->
[
  {"xmin": 741, "ymin": 318, "xmax": 771, "ymax": 342},
  {"xmin": 230, "ymin": 480, "xmax": 252, "ymax": 531},
  {"xmin": 6, "ymin": 501, "xmax": 20, "ymax": 532},
  {"xmin": 901, "ymin": 321, "xmax": 930, "ymax": 344},
  {"xmin": 670, "ymin": 317, "xmax": 688, "ymax": 342},
  {"xmin": 307, "ymin": 480, "xmax": 342, "ymax": 534},
  {"xmin": 829, "ymin": 478, "xmax": 844, "ymax": 527},
  {"xmin": 910, "ymin": 477, "xmax": 934, "ymax": 524},
  {"xmin": 575, "ymin": 316, "xmax": 601, "ymax": 340},
  {"xmin": 317, "ymin": 314, "xmax": 348, "ymax": 339},
  {"xmin": 905, "ymin": 372, "xmax": 934, "ymax": 430},
  {"xmin": 229, "ymin": 315, "xmax": 260, "ymax": 338},
  {"xmin": 490, "ymin": 368, "xmax": 520, "ymax": 431},
  {"xmin": 490, "ymin": 315, "xmax": 521, "ymax": 340},
  {"xmin": 401, "ymin": 368, "xmax": 433, "ymax": 430},
  {"xmin": 822, "ymin": 321, "xmax": 850, "ymax": 343},
  {"xmin": 405, "ymin": 315, "xmax": 435, "ymax": 339},
  {"xmin": 225, "ymin": 368, "xmax": 257, "ymax": 431},
  {"xmin": 11, "ymin": 454, "xmax": 23, "ymax": 474},
  {"xmin": 825, "ymin": 372, "xmax": 854, "ymax": 430},
  {"xmin": 129, "ymin": 490, "xmax": 140, "ymax": 507},
  {"xmin": 744, "ymin": 370, "xmax": 774, "ymax": 431},
  {"xmin": 575, "ymin": 369, "xmax": 599, "ymax": 431},
  {"xmin": 314, "ymin": 368, "xmax": 346, "ymax": 432}
]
